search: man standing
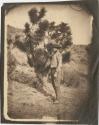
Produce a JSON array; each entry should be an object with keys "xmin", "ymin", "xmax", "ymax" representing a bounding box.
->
[{"xmin": 50, "ymin": 44, "xmax": 62, "ymax": 104}]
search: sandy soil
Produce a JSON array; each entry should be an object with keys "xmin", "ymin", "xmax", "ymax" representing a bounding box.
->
[{"xmin": 7, "ymin": 80, "xmax": 89, "ymax": 121}]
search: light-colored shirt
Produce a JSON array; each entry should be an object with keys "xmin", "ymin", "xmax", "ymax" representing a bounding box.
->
[{"xmin": 50, "ymin": 50, "xmax": 62, "ymax": 70}]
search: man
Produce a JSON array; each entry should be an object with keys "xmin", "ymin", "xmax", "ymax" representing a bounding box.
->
[{"xmin": 50, "ymin": 44, "xmax": 62, "ymax": 104}]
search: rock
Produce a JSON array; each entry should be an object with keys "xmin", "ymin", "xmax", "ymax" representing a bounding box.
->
[{"xmin": 11, "ymin": 48, "xmax": 28, "ymax": 65}]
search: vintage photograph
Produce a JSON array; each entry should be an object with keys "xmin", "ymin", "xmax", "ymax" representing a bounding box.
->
[{"xmin": 2, "ymin": 1, "xmax": 98, "ymax": 123}]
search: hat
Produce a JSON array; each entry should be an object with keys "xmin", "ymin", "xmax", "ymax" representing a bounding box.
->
[
  {"xmin": 53, "ymin": 44, "xmax": 61, "ymax": 49},
  {"xmin": 46, "ymin": 41, "xmax": 62, "ymax": 50}
]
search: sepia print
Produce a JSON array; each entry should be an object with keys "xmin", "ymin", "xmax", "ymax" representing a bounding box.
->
[{"xmin": 1, "ymin": 1, "xmax": 98, "ymax": 124}]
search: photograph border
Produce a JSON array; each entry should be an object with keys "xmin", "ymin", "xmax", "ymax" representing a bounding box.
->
[{"xmin": 1, "ymin": 0, "xmax": 99, "ymax": 124}]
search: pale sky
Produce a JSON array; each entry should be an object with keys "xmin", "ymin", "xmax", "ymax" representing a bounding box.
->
[{"xmin": 5, "ymin": 4, "xmax": 93, "ymax": 45}]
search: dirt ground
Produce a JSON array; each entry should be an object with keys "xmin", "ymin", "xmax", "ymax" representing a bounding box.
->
[
  {"xmin": 7, "ymin": 79, "xmax": 89, "ymax": 121},
  {"xmin": 7, "ymin": 43, "xmax": 90, "ymax": 121}
]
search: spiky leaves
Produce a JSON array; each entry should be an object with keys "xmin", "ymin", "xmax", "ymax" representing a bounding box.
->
[
  {"xmin": 28, "ymin": 7, "xmax": 46, "ymax": 25},
  {"xmin": 34, "ymin": 20, "xmax": 49, "ymax": 42},
  {"xmin": 49, "ymin": 22, "xmax": 72, "ymax": 49},
  {"xmin": 38, "ymin": 7, "xmax": 46, "ymax": 20},
  {"xmin": 28, "ymin": 8, "xmax": 39, "ymax": 24},
  {"xmin": 24, "ymin": 22, "xmax": 30, "ymax": 34}
]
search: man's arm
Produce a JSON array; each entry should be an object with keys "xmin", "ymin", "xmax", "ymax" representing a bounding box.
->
[{"xmin": 57, "ymin": 52, "xmax": 62, "ymax": 71}]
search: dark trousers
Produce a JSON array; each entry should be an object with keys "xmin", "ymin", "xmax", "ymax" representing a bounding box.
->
[{"xmin": 51, "ymin": 68, "xmax": 61, "ymax": 100}]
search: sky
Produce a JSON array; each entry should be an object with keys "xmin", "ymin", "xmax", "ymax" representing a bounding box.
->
[{"xmin": 5, "ymin": 4, "xmax": 93, "ymax": 45}]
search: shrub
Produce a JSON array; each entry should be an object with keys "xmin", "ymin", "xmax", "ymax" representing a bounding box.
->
[{"xmin": 7, "ymin": 50, "xmax": 16, "ymax": 81}]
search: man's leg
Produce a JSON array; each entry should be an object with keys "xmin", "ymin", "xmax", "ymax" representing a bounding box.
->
[
  {"xmin": 51, "ymin": 68, "xmax": 56, "ymax": 94},
  {"xmin": 55, "ymin": 70, "xmax": 61, "ymax": 101},
  {"xmin": 51, "ymin": 68, "xmax": 61, "ymax": 102}
]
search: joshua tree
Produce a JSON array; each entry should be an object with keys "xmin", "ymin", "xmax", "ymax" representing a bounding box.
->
[
  {"xmin": 23, "ymin": 7, "xmax": 73, "ymax": 91},
  {"xmin": 24, "ymin": 7, "xmax": 72, "ymax": 69},
  {"xmin": 24, "ymin": 8, "xmax": 47, "ymax": 53},
  {"xmin": 48, "ymin": 22, "xmax": 72, "ymax": 49}
]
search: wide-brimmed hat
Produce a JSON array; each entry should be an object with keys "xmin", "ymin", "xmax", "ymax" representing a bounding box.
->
[
  {"xmin": 52, "ymin": 43, "xmax": 62, "ymax": 49},
  {"xmin": 46, "ymin": 42, "xmax": 61, "ymax": 49}
]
